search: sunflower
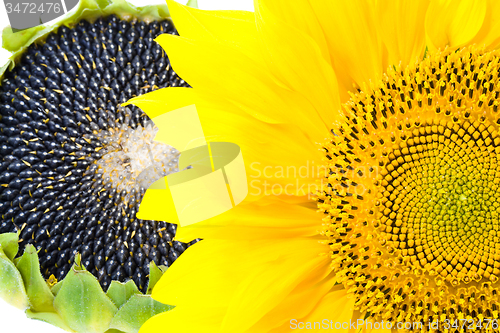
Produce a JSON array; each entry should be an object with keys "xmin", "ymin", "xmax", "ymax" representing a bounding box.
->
[
  {"xmin": 129, "ymin": 0, "xmax": 500, "ymax": 332},
  {"xmin": 0, "ymin": 0, "xmax": 199, "ymax": 331}
]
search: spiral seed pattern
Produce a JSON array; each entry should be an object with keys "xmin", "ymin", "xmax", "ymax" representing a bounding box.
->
[{"xmin": 0, "ymin": 15, "xmax": 197, "ymax": 292}]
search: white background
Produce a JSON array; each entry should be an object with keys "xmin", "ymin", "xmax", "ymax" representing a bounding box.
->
[{"xmin": 0, "ymin": 0, "xmax": 253, "ymax": 332}]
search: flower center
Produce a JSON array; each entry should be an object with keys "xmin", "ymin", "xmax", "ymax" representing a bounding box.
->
[
  {"xmin": 378, "ymin": 123, "xmax": 500, "ymax": 285},
  {"xmin": 319, "ymin": 46, "xmax": 500, "ymax": 324},
  {"xmin": 93, "ymin": 115, "xmax": 180, "ymax": 194}
]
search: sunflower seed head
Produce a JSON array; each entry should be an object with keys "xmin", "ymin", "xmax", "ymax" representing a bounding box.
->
[{"xmin": 0, "ymin": 14, "xmax": 198, "ymax": 292}]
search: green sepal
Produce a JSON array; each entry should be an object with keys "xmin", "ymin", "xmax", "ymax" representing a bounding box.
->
[
  {"xmin": 0, "ymin": 231, "xmax": 175, "ymax": 332},
  {"xmin": 146, "ymin": 261, "xmax": 165, "ymax": 294},
  {"xmin": 0, "ymin": 61, "xmax": 13, "ymax": 85},
  {"xmin": 107, "ymin": 280, "xmax": 140, "ymax": 308},
  {"xmin": 109, "ymin": 294, "xmax": 174, "ymax": 333},
  {"xmin": 1, "ymin": 0, "xmax": 172, "ymax": 80},
  {"xmin": 0, "ymin": 246, "xmax": 29, "ymax": 309},
  {"xmin": 53, "ymin": 256, "xmax": 118, "ymax": 333},
  {"xmin": 0, "ymin": 233, "xmax": 19, "ymax": 261},
  {"xmin": 26, "ymin": 309, "xmax": 76, "ymax": 332},
  {"xmin": 15, "ymin": 244, "xmax": 55, "ymax": 313},
  {"xmin": 2, "ymin": 25, "xmax": 45, "ymax": 55}
]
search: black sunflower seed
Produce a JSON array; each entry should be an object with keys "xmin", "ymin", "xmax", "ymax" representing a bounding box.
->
[{"xmin": 0, "ymin": 15, "xmax": 198, "ymax": 292}]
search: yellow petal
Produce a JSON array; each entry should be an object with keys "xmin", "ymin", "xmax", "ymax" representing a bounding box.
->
[
  {"xmin": 249, "ymin": 270, "xmax": 336, "ymax": 331},
  {"xmin": 300, "ymin": 287, "xmax": 354, "ymax": 332},
  {"xmin": 376, "ymin": 0, "xmax": 430, "ymax": 68},
  {"xmin": 174, "ymin": 196, "xmax": 321, "ymax": 242},
  {"xmin": 194, "ymin": 108, "xmax": 325, "ymax": 199},
  {"xmin": 264, "ymin": 286, "xmax": 353, "ymax": 333},
  {"xmin": 257, "ymin": 0, "xmax": 331, "ymax": 64},
  {"xmin": 155, "ymin": 33, "xmax": 335, "ymax": 134},
  {"xmin": 254, "ymin": 0, "xmax": 342, "ymax": 129},
  {"xmin": 166, "ymin": 0, "xmax": 259, "ymax": 56},
  {"xmin": 140, "ymin": 306, "xmax": 225, "ymax": 333},
  {"xmin": 153, "ymin": 34, "xmax": 272, "ymax": 121},
  {"xmin": 220, "ymin": 239, "xmax": 330, "ymax": 332},
  {"xmin": 425, "ymin": 0, "xmax": 487, "ymax": 50},
  {"xmin": 124, "ymin": 87, "xmax": 196, "ymax": 118},
  {"xmin": 152, "ymin": 239, "xmax": 278, "ymax": 308},
  {"xmin": 128, "ymin": 88, "xmax": 325, "ymax": 199},
  {"xmin": 153, "ymin": 238, "xmax": 327, "ymax": 310},
  {"xmin": 309, "ymin": 0, "xmax": 384, "ymax": 100},
  {"xmin": 157, "ymin": 34, "xmax": 319, "ymax": 137},
  {"xmin": 469, "ymin": 0, "xmax": 500, "ymax": 49},
  {"xmin": 165, "ymin": 1, "xmax": 343, "ymax": 133}
]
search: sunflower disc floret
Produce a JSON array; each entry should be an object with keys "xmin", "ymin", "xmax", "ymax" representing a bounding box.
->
[{"xmin": 319, "ymin": 46, "xmax": 500, "ymax": 330}]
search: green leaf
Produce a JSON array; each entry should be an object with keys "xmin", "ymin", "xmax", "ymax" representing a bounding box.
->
[
  {"xmin": 109, "ymin": 295, "xmax": 173, "ymax": 333},
  {"xmin": 16, "ymin": 244, "xmax": 55, "ymax": 312},
  {"xmin": 53, "ymin": 262, "xmax": 118, "ymax": 333},
  {"xmin": 107, "ymin": 280, "xmax": 140, "ymax": 309},
  {"xmin": 0, "ymin": 247, "xmax": 28, "ymax": 309},
  {"xmin": 146, "ymin": 261, "xmax": 165, "ymax": 294},
  {"xmin": 186, "ymin": 0, "xmax": 198, "ymax": 9},
  {"xmin": 26, "ymin": 309, "xmax": 75, "ymax": 332},
  {"xmin": 0, "ymin": 232, "xmax": 19, "ymax": 261}
]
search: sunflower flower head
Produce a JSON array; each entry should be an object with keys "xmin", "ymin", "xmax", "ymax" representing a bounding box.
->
[
  {"xmin": 321, "ymin": 45, "xmax": 500, "ymax": 324},
  {"xmin": 129, "ymin": 0, "xmax": 500, "ymax": 332}
]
